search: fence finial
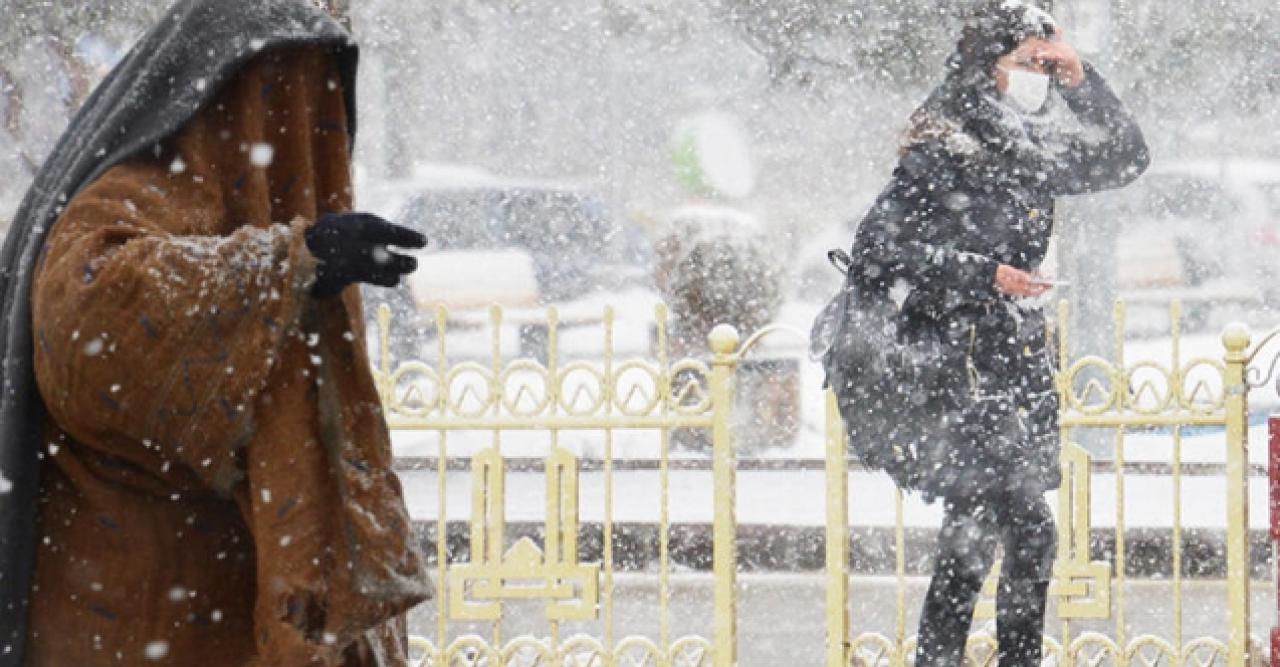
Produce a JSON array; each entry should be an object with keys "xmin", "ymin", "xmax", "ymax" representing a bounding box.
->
[
  {"xmin": 1223, "ymin": 323, "xmax": 1251, "ymax": 358},
  {"xmin": 708, "ymin": 324, "xmax": 740, "ymax": 357}
]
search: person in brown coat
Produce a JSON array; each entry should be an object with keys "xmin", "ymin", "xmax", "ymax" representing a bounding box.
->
[{"xmin": 0, "ymin": 1, "xmax": 431, "ymax": 664}]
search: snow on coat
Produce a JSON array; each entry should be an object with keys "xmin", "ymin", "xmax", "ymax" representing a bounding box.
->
[
  {"xmin": 835, "ymin": 61, "xmax": 1150, "ymax": 502},
  {"xmin": 25, "ymin": 46, "xmax": 428, "ymax": 666},
  {"xmin": 0, "ymin": 2, "xmax": 368, "ymax": 661}
]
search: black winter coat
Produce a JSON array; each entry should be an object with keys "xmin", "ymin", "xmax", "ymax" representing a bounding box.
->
[{"xmin": 845, "ymin": 63, "xmax": 1149, "ymax": 501}]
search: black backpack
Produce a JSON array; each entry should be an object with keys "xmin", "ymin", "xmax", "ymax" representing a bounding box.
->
[{"xmin": 809, "ymin": 250, "xmax": 969, "ymax": 495}]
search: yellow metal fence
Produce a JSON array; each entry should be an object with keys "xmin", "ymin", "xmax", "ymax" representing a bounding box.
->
[
  {"xmin": 374, "ymin": 301, "xmax": 1260, "ymax": 666},
  {"xmin": 377, "ymin": 303, "xmax": 737, "ymax": 666},
  {"xmin": 824, "ymin": 302, "xmax": 1257, "ymax": 667}
]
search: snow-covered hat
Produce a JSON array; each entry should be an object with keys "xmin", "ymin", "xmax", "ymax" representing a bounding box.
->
[
  {"xmin": 952, "ymin": 0, "xmax": 1059, "ymax": 76},
  {"xmin": 308, "ymin": 0, "xmax": 338, "ymax": 17}
]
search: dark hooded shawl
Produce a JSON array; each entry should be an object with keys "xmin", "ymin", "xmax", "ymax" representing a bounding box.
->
[{"xmin": 0, "ymin": 1, "xmax": 357, "ymax": 659}]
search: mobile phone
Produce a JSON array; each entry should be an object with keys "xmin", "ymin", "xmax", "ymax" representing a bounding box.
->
[{"xmin": 1029, "ymin": 278, "xmax": 1071, "ymax": 287}]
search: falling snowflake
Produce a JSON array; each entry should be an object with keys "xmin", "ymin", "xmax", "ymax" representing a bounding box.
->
[
  {"xmin": 249, "ymin": 143, "xmax": 274, "ymax": 167},
  {"xmin": 143, "ymin": 640, "xmax": 169, "ymax": 661}
]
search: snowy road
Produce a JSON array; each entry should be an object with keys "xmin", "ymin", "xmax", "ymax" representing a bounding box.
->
[{"xmin": 408, "ymin": 573, "xmax": 1274, "ymax": 666}]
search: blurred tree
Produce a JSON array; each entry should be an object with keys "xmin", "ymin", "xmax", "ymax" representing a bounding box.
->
[
  {"xmin": 9, "ymin": 0, "xmax": 1270, "ymax": 242},
  {"xmin": 713, "ymin": 0, "xmax": 964, "ymax": 90},
  {"xmin": 1093, "ymin": 1, "xmax": 1272, "ymax": 141},
  {"xmin": 0, "ymin": 2, "xmax": 164, "ymax": 228},
  {"xmin": 0, "ymin": 1, "xmax": 164, "ymax": 145},
  {"xmin": 0, "ymin": 2, "xmax": 162, "ymax": 56}
]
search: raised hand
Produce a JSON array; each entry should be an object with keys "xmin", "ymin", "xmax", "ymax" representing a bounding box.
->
[
  {"xmin": 304, "ymin": 212, "xmax": 427, "ymax": 299},
  {"xmin": 1032, "ymin": 35, "xmax": 1085, "ymax": 89},
  {"xmin": 995, "ymin": 264, "xmax": 1053, "ymax": 298}
]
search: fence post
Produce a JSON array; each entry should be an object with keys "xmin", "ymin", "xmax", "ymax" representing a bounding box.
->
[
  {"xmin": 374, "ymin": 303, "xmax": 394, "ymax": 404},
  {"xmin": 1270, "ymin": 415, "xmax": 1280, "ymax": 667},
  {"xmin": 1269, "ymin": 412, "xmax": 1280, "ymax": 660},
  {"xmin": 709, "ymin": 325, "xmax": 741, "ymax": 667},
  {"xmin": 1223, "ymin": 324, "xmax": 1252, "ymax": 666},
  {"xmin": 825, "ymin": 392, "xmax": 850, "ymax": 667}
]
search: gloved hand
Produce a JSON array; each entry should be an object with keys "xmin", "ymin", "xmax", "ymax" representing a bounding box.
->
[{"xmin": 304, "ymin": 212, "xmax": 427, "ymax": 299}]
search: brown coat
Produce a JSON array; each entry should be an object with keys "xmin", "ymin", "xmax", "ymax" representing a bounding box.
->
[{"xmin": 26, "ymin": 47, "xmax": 429, "ymax": 665}]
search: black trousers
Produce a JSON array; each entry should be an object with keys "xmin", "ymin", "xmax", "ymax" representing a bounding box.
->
[{"xmin": 915, "ymin": 490, "xmax": 1057, "ymax": 666}]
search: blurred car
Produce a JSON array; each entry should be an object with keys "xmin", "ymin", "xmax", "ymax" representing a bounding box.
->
[
  {"xmin": 359, "ymin": 165, "xmax": 655, "ymax": 363},
  {"xmin": 408, "ymin": 249, "xmax": 540, "ymax": 311},
  {"xmin": 795, "ymin": 161, "xmax": 1280, "ymax": 332},
  {"xmin": 398, "ymin": 184, "xmax": 651, "ymax": 302},
  {"xmin": 1112, "ymin": 159, "xmax": 1280, "ymax": 313}
]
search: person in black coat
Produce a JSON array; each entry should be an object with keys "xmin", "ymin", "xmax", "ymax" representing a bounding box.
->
[{"xmin": 845, "ymin": 2, "xmax": 1149, "ymax": 664}]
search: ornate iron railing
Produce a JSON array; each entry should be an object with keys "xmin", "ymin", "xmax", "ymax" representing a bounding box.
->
[
  {"xmin": 827, "ymin": 301, "xmax": 1257, "ymax": 667},
  {"xmin": 376, "ymin": 302, "xmax": 732, "ymax": 666},
  {"xmin": 376, "ymin": 300, "xmax": 1259, "ymax": 667}
]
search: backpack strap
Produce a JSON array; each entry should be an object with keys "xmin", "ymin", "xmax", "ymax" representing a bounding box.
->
[{"xmin": 827, "ymin": 249, "xmax": 854, "ymax": 275}]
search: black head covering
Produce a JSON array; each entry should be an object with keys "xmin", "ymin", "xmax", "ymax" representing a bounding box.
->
[
  {"xmin": 900, "ymin": 0, "xmax": 1061, "ymax": 158},
  {"xmin": 948, "ymin": 0, "xmax": 1059, "ymax": 93},
  {"xmin": 0, "ymin": 1, "xmax": 357, "ymax": 661}
]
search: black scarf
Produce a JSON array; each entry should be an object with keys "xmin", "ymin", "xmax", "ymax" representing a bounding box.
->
[
  {"xmin": 900, "ymin": 51, "xmax": 1083, "ymax": 186},
  {"xmin": 0, "ymin": 2, "xmax": 357, "ymax": 661}
]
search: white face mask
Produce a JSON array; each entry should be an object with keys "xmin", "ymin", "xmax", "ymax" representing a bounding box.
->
[{"xmin": 999, "ymin": 66, "xmax": 1051, "ymax": 114}]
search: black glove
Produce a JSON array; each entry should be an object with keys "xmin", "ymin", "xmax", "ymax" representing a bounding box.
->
[{"xmin": 304, "ymin": 212, "xmax": 427, "ymax": 299}]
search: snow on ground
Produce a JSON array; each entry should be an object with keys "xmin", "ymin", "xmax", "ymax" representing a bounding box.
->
[
  {"xmin": 399, "ymin": 466, "xmax": 1270, "ymax": 530},
  {"xmin": 408, "ymin": 573, "xmax": 1275, "ymax": 667}
]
